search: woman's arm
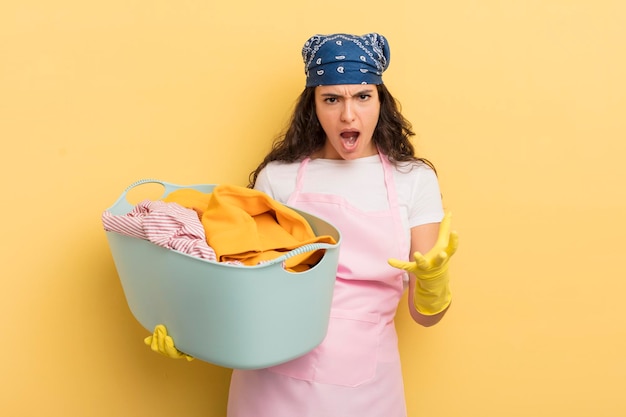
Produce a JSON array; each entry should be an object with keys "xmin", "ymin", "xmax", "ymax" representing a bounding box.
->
[{"xmin": 406, "ymin": 222, "xmax": 450, "ymax": 326}]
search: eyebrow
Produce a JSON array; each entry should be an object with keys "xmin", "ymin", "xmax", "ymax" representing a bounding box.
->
[{"xmin": 319, "ymin": 88, "xmax": 375, "ymax": 98}]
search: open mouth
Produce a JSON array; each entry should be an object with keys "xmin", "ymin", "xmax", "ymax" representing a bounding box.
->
[{"xmin": 340, "ymin": 131, "xmax": 360, "ymax": 149}]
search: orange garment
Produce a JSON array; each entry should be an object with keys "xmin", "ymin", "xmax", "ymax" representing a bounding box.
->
[{"xmin": 163, "ymin": 185, "xmax": 336, "ymax": 271}]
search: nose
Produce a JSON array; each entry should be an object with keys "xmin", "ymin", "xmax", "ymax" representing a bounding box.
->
[{"xmin": 340, "ymin": 101, "xmax": 355, "ymax": 122}]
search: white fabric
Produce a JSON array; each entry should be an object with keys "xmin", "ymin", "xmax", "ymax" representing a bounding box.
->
[{"xmin": 254, "ymin": 154, "xmax": 445, "ymax": 244}]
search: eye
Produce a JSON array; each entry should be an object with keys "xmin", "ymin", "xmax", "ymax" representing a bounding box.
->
[
  {"xmin": 324, "ymin": 97, "xmax": 338, "ymax": 104},
  {"xmin": 359, "ymin": 94, "xmax": 371, "ymax": 101}
]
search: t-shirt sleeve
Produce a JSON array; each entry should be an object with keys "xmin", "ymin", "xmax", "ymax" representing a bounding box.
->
[
  {"xmin": 407, "ymin": 165, "xmax": 445, "ymax": 228},
  {"xmin": 252, "ymin": 162, "xmax": 298, "ymax": 204},
  {"xmin": 253, "ymin": 167, "xmax": 275, "ymax": 199}
]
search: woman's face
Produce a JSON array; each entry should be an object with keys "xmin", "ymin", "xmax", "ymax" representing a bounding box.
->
[{"xmin": 314, "ymin": 84, "xmax": 380, "ymax": 160}]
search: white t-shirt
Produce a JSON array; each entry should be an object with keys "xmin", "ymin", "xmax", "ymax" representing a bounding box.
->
[{"xmin": 254, "ymin": 154, "xmax": 444, "ymax": 244}]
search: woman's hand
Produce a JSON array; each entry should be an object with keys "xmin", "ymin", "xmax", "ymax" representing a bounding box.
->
[
  {"xmin": 144, "ymin": 324, "xmax": 194, "ymax": 361},
  {"xmin": 388, "ymin": 211, "xmax": 458, "ymax": 315}
]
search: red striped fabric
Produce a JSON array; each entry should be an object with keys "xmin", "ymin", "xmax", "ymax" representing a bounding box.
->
[{"xmin": 102, "ymin": 200, "xmax": 219, "ymax": 262}]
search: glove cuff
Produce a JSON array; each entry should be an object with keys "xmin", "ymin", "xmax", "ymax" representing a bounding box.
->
[{"xmin": 413, "ymin": 269, "xmax": 451, "ymax": 315}]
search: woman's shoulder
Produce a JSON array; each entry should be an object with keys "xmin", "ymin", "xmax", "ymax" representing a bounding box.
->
[
  {"xmin": 262, "ymin": 160, "xmax": 302, "ymax": 182},
  {"xmin": 392, "ymin": 159, "xmax": 441, "ymax": 201},
  {"xmin": 254, "ymin": 160, "xmax": 301, "ymax": 202},
  {"xmin": 392, "ymin": 159, "xmax": 438, "ymax": 180},
  {"xmin": 265, "ymin": 159, "xmax": 302, "ymax": 171}
]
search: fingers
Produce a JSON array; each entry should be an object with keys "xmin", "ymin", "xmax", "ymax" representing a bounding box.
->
[
  {"xmin": 447, "ymin": 230, "xmax": 459, "ymax": 257},
  {"xmin": 427, "ymin": 250, "xmax": 447, "ymax": 268},
  {"xmin": 413, "ymin": 249, "xmax": 448, "ymax": 270},
  {"xmin": 412, "ymin": 252, "xmax": 430, "ymax": 270},
  {"xmin": 387, "ymin": 257, "xmax": 416, "ymax": 271},
  {"xmin": 154, "ymin": 325, "xmax": 167, "ymax": 352},
  {"xmin": 388, "ymin": 251, "xmax": 430, "ymax": 273},
  {"xmin": 147, "ymin": 335, "xmax": 160, "ymax": 353},
  {"xmin": 164, "ymin": 336, "xmax": 182, "ymax": 358},
  {"xmin": 144, "ymin": 324, "xmax": 193, "ymax": 360},
  {"xmin": 423, "ymin": 211, "xmax": 451, "ymax": 259},
  {"xmin": 430, "ymin": 212, "xmax": 459, "ymax": 259},
  {"xmin": 145, "ymin": 325, "xmax": 168, "ymax": 353}
]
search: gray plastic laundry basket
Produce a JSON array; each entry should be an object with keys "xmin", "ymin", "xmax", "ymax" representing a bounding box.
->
[{"xmin": 104, "ymin": 179, "xmax": 341, "ymax": 369}]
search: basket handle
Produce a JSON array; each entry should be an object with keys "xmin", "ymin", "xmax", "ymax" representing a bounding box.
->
[
  {"xmin": 123, "ymin": 178, "xmax": 191, "ymax": 197},
  {"xmin": 106, "ymin": 179, "xmax": 209, "ymax": 215},
  {"xmin": 262, "ymin": 242, "xmax": 336, "ymax": 267}
]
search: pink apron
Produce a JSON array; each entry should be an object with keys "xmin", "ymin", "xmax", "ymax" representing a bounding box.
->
[{"xmin": 228, "ymin": 153, "xmax": 410, "ymax": 417}]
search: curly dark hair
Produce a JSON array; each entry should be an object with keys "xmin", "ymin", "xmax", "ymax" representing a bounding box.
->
[{"xmin": 247, "ymin": 84, "xmax": 435, "ymax": 188}]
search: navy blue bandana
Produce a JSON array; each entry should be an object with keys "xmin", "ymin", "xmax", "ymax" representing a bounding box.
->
[{"xmin": 302, "ymin": 33, "xmax": 390, "ymax": 87}]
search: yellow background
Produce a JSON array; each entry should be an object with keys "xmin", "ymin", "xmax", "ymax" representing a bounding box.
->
[{"xmin": 2, "ymin": 1, "xmax": 625, "ymax": 416}]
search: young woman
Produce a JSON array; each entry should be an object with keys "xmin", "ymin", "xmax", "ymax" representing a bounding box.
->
[
  {"xmin": 228, "ymin": 33, "xmax": 459, "ymax": 417},
  {"xmin": 146, "ymin": 32, "xmax": 458, "ymax": 417}
]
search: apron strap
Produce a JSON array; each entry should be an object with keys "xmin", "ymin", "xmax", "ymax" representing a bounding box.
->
[
  {"xmin": 289, "ymin": 157, "xmax": 311, "ymax": 204},
  {"xmin": 378, "ymin": 152, "xmax": 409, "ymax": 260}
]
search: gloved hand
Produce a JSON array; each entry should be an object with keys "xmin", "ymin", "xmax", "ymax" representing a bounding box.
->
[
  {"xmin": 388, "ymin": 211, "xmax": 459, "ymax": 315},
  {"xmin": 144, "ymin": 324, "xmax": 194, "ymax": 361}
]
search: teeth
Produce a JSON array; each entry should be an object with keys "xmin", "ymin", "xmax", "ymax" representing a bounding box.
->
[{"xmin": 341, "ymin": 132, "xmax": 358, "ymax": 145}]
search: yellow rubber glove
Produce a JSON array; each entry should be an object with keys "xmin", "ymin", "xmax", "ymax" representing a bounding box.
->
[
  {"xmin": 388, "ymin": 211, "xmax": 459, "ymax": 315},
  {"xmin": 144, "ymin": 324, "xmax": 194, "ymax": 361}
]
